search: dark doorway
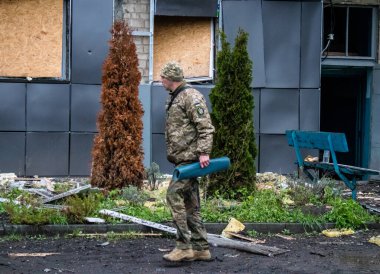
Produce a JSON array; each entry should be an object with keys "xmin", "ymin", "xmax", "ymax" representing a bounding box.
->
[{"xmin": 320, "ymin": 70, "xmax": 367, "ymax": 166}]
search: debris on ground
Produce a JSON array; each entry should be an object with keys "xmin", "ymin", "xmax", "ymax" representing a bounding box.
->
[
  {"xmin": 368, "ymin": 235, "xmax": 380, "ymax": 246},
  {"xmin": 0, "ymin": 173, "xmax": 94, "ymax": 207},
  {"xmin": 221, "ymin": 217, "xmax": 245, "ymax": 238},
  {"xmin": 275, "ymin": 234, "xmax": 295, "ymax": 240},
  {"xmin": 84, "ymin": 217, "xmax": 106, "ymax": 223},
  {"xmin": 100, "ymin": 209, "xmax": 289, "ymax": 256},
  {"xmin": 322, "ymin": 228, "xmax": 355, "ymax": 237}
]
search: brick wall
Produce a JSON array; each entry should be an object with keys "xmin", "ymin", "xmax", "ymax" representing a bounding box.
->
[{"xmin": 115, "ymin": 0, "xmax": 151, "ymax": 83}]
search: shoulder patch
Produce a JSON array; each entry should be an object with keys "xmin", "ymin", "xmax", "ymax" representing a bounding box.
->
[{"xmin": 194, "ymin": 103, "xmax": 205, "ymax": 116}]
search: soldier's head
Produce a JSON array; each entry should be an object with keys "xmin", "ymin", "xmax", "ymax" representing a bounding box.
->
[{"xmin": 160, "ymin": 61, "xmax": 184, "ymax": 91}]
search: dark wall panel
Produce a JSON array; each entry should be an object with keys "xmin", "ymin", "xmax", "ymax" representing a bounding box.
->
[
  {"xmin": 0, "ymin": 132, "xmax": 25, "ymax": 175},
  {"xmin": 260, "ymin": 89, "xmax": 299, "ymax": 134},
  {"xmin": 223, "ymin": 0, "xmax": 266, "ymax": 88},
  {"xmin": 152, "ymin": 133, "xmax": 174, "ymax": 174},
  {"xmin": 156, "ymin": 0, "xmax": 218, "ymax": 17},
  {"xmin": 0, "ymin": 83, "xmax": 26, "ymax": 131},
  {"xmin": 151, "ymin": 85, "xmax": 167, "ymax": 134},
  {"xmin": 300, "ymin": 89, "xmax": 320, "ymax": 131},
  {"xmin": 259, "ymin": 134, "xmax": 296, "ymax": 174},
  {"xmin": 262, "ymin": 1, "xmax": 301, "ymax": 88},
  {"xmin": 72, "ymin": 0, "xmax": 113, "ymax": 84},
  {"xmin": 71, "ymin": 84, "xmax": 101, "ymax": 132},
  {"xmin": 27, "ymin": 84, "xmax": 70, "ymax": 131},
  {"xmin": 253, "ymin": 89, "xmax": 260, "ymax": 133},
  {"xmin": 300, "ymin": 1, "xmax": 322, "ymax": 88},
  {"xmin": 139, "ymin": 84, "xmax": 152, "ymax": 167},
  {"xmin": 26, "ymin": 133, "xmax": 69, "ymax": 176},
  {"xmin": 70, "ymin": 133, "xmax": 95, "ymax": 176}
]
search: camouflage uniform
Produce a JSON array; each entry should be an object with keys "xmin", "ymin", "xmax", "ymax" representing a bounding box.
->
[{"xmin": 162, "ymin": 62, "xmax": 214, "ymax": 251}]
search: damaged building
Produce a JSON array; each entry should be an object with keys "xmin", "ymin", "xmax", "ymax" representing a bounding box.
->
[{"xmin": 0, "ymin": 0, "xmax": 379, "ymax": 180}]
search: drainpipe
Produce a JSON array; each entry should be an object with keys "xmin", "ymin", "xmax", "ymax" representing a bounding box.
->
[{"xmin": 149, "ymin": 0, "xmax": 155, "ymax": 83}]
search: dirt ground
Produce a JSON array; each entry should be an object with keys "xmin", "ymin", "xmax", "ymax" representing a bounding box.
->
[{"xmin": 0, "ymin": 229, "xmax": 379, "ymax": 274}]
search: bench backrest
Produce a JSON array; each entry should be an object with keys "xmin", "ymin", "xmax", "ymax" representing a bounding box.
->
[{"xmin": 285, "ymin": 130, "xmax": 349, "ymax": 152}]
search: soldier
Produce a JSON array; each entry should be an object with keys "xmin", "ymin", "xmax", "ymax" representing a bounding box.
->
[{"xmin": 160, "ymin": 61, "xmax": 215, "ymax": 262}]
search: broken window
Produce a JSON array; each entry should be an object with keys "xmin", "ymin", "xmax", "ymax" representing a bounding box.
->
[
  {"xmin": 153, "ymin": 16, "xmax": 213, "ymax": 81},
  {"xmin": 0, "ymin": 0, "xmax": 69, "ymax": 80},
  {"xmin": 323, "ymin": 6, "xmax": 376, "ymax": 58},
  {"xmin": 153, "ymin": 0, "xmax": 218, "ymax": 82}
]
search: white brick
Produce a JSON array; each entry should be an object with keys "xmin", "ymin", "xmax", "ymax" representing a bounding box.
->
[{"xmin": 139, "ymin": 53, "xmax": 149, "ymax": 60}]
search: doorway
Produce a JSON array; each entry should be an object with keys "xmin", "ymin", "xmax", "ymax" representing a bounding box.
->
[{"xmin": 320, "ymin": 69, "xmax": 367, "ymax": 166}]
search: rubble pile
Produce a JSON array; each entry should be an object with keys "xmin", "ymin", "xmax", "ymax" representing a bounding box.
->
[{"xmin": 0, "ymin": 173, "xmax": 92, "ymax": 206}]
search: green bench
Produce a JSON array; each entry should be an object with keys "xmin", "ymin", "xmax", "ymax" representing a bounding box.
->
[{"xmin": 286, "ymin": 130, "xmax": 380, "ymax": 200}]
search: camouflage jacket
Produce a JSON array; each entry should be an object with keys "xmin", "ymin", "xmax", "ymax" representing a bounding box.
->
[{"xmin": 165, "ymin": 84, "xmax": 214, "ymax": 164}]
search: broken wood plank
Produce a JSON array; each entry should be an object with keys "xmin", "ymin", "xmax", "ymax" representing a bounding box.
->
[
  {"xmin": 41, "ymin": 204, "xmax": 67, "ymax": 210},
  {"xmin": 84, "ymin": 217, "xmax": 106, "ymax": 223},
  {"xmin": 43, "ymin": 185, "xmax": 91, "ymax": 203},
  {"xmin": 275, "ymin": 234, "xmax": 295, "ymax": 240},
  {"xmin": 224, "ymin": 231, "xmax": 266, "ymax": 244},
  {"xmin": 99, "ymin": 209, "xmax": 288, "ymax": 256},
  {"xmin": 24, "ymin": 188, "xmax": 54, "ymax": 199},
  {"xmin": 14, "ymin": 177, "xmax": 42, "ymax": 181}
]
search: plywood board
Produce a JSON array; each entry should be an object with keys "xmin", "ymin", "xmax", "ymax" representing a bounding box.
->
[
  {"xmin": 0, "ymin": 0, "xmax": 63, "ymax": 78},
  {"xmin": 153, "ymin": 16, "xmax": 211, "ymax": 81}
]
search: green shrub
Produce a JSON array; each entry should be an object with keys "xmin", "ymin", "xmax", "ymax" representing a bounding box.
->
[
  {"xmin": 121, "ymin": 186, "xmax": 149, "ymax": 206},
  {"xmin": 209, "ymin": 29, "xmax": 257, "ymax": 198},
  {"xmin": 64, "ymin": 193, "xmax": 101, "ymax": 223},
  {"xmin": 4, "ymin": 203, "xmax": 67, "ymax": 225},
  {"xmin": 324, "ymin": 198, "xmax": 376, "ymax": 229}
]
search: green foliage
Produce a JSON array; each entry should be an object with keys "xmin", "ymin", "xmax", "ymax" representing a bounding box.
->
[
  {"xmin": 0, "ymin": 203, "xmax": 5, "ymax": 214},
  {"xmin": 324, "ymin": 197, "xmax": 376, "ymax": 229},
  {"xmin": 64, "ymin": 193, "xmax": 102, "ymax": 223},
  {"xmin": 209, "ymin": 29, "xmax": 257, "ymax": 198},
  {"xmin": 4, "ymin": 203, "xmax": 67, "ymax": 225},
  {"xmin": 119, "ymin": 204, "xmax": 171, "ymax": 223},
  {"xmin": 53, "ymin": 182, "xmax": 72, "ymax": 193},
  {"xmin": 91, "ymin": 20, "xmax": 144, "ymax": 190},
  {"xmin": 121, "ymin": 186, "xmax": 150, "ymax": 206},
  {"xmin": 0, "ymin": 233, "xmax": 22, "ymax": 242},
  {"xmin": 3, "ymin": 188, "xmax": 24, "ymax": 199}
]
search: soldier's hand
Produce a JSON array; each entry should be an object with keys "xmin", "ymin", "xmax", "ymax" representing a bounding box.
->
[{"xmin": 199, "ymin": 154, "xmax": 210, "ymax": 168}]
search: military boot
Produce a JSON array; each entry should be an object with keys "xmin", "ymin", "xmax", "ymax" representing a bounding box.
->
[
  {"xmin": 163, "ymin": 248, "xmax": 194, "ymax": 262},
  {"xmin": 188, "ymin": 249, "xmax": 212, "ymax": 261}
]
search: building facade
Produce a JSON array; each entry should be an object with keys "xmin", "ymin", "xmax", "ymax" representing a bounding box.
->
[{"xmin": 0, "ymin": 0, "xmax": 379, "ymax": 180}]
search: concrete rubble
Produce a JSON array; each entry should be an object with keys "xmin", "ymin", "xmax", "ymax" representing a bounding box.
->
[{"xmin": 0, "ymin": 173, "xmax": 93, "ymax": 206}]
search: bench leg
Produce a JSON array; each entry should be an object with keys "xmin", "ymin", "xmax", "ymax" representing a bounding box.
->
[
  {"xmin": 351, "ymin": 187, "xmax": 357, "ymax": 200},
  {"xmin": 341, "ymin": 177, "xmax": 357, "ymax": 200},
  {"xmin": 351, "ymin": 178, "xmax": 357, "ymax": 200}
]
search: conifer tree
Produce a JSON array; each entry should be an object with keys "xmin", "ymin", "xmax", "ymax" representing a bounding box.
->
[
  {"xmin": 209, "ymin": 29, "xmax": 257, "ymax": 197},
  {"xmin": 91, "ymin": 21, "xmax": 144, "ymax": 190}
]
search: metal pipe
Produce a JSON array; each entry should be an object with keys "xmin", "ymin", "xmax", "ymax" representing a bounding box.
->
[{"xmin": 149, "ymin": 0, "xmax": 155, "ymax": 83}]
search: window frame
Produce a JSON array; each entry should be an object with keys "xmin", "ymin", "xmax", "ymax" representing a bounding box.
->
[
  {"xmin": 322, "ymin": 5, "xmax": 378, "ymax": 64},
  {"xmin": 0, "ymin": 0, "xmax": 71, "ymax": 83}
]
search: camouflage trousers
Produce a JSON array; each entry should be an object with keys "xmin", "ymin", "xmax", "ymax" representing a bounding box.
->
[{"xmin": 166, "ymin": 175, "xmax": 209, "ymax": 251}]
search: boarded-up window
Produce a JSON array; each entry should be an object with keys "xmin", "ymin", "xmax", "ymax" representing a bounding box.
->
[
  {"xmin": 153, "ymin": 16, "xmax": 212, "ymax": 81},
  {"xmin": 0, "ymin": 0, "xmax": 63, "ymax": 78}
]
